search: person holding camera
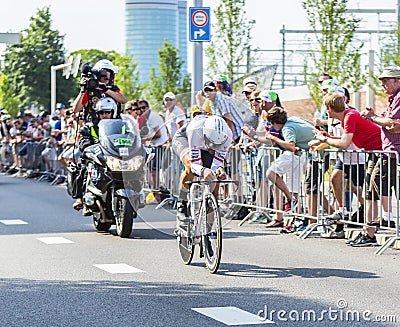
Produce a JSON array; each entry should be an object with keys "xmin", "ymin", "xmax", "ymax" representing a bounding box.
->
[
  {"xmin": 71, "ymin": 59, "xmax": 126, "ymax": 213},
  {"xmin": 72, "ymin": 59, "xmax": 126, "ymax": 122}
]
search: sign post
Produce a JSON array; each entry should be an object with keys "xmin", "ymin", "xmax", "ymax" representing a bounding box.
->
[
  {"xmin": 189, "ymin": 5, "xmax": 211, "ymax": 105},
  {"xmin": 189, "ymin": 7, "xmax": 211, "ymax": 42}
]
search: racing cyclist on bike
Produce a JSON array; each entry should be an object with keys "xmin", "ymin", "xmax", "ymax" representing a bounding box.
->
[{"xmin": 172, "ymin": 113, "xmax": 232, "ymax": 227}]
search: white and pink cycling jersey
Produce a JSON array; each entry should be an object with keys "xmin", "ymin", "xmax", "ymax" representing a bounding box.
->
[{"xmin": 186, "ymin": 115, "xmax": 232, "ymax": 176}]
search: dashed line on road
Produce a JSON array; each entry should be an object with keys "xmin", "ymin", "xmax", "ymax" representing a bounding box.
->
[
  {"xmin": 192, "ymin": 306, "xmax": 273, "ymax": 325},
  {"xmin": 93, "ymin": 263, "xmax": 145, "ymax": 274},
  {"xmin": 0, "ymin": 219, "xmax": 28, "ymax": 225},
  {"xmin": 36, "ymin": 237, "xmax": 74, "ymax": 244}
]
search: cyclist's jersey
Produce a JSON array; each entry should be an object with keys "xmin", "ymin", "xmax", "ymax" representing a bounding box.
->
[{"xmin": 186, "ymin": 115, "xmax": 232, "ymax": 176}]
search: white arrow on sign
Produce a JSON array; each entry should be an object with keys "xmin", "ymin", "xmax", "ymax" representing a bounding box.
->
[{"xmin": 194, "ymin": 29, "xmax": 206, "ymax": 39}]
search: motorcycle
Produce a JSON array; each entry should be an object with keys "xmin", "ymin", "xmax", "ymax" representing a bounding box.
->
[{"xmin": 68, "ymin": 115, "xmax": 151, "ymax": 238}]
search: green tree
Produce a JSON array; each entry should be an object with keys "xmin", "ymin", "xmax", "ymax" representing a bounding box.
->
[
  {"xmin": 372, "ymin": 24, "xmax": 400, "ymax": 98},
  {"xmin": 205, "ymin": 0, "xmax": 254, "ymax": 90},
  {"xmin": 302, "ymin": 0, "xmax": 364, "ymax": 107},
  {"xmin": 0, "ymin": 74, "xmax": 20, "ymax": 116},
  {"xmin": 113, "ymin": 53, "xmax": 146, "ymax": 101},
  {"xmin": 2, "ymin": 7, "xmax": 75, "ymax": 112},
  {"xmin": 148, "ymin": 40, "xmax": 191, "ymax": 109}
]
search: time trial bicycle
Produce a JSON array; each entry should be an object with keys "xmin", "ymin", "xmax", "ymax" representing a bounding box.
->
[{"xmin": 176, "ymin": 180, "xmax": 237, "ymax": 274}]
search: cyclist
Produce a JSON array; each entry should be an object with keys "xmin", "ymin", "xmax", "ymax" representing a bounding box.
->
[{"xmin": 172, "ymin": 113, "xmax": 232, "ymax": 226}]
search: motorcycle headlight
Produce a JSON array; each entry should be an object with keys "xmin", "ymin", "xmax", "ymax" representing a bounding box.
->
[{"xmin": 106, "ymin": 156, "xmax": 145, "ymax": 171}]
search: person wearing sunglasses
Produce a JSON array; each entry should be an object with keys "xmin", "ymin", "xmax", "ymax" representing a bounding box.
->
[
  {"xmin": 137, "ymin": 99, "xmax": 169, "ymax": 190},
  {"xmin": 163, "ymin": 92, "xmax": 186, "ymax": 141}
]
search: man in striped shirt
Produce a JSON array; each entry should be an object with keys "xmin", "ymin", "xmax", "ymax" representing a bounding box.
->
[{"xmin": 202, "ymin": 81, "xmax": 244, "ymax": 143}]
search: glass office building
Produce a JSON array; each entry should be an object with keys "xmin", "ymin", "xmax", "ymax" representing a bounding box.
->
[{"xmin": 125, "ymin": 0, "xmax": 188, "ymax": 83}]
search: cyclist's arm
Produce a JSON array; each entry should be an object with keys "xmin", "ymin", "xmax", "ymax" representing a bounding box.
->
[{"xmin": 189, "ymin": 147, "xmax": 204, "ymax": 176}]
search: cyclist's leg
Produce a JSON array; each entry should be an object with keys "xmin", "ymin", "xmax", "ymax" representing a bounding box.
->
[{"xmin": 171, "ymin": 134, "xmax": 192, "ymax": 223}]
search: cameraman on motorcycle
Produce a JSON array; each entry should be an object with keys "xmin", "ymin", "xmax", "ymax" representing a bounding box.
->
[
  {"xmin": 72, "ymin": 59, "xmax": 126, "ymax": 118},
  {"xmin": 71, "ymin": 58, "xmax": 126, "ymax": 212}
]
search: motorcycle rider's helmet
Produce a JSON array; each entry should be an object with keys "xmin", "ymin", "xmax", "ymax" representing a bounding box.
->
[
  {"xmin": 95, "ymin": 97, "xmax": 118, "ymax": 119},
  {"xmin": 203, "ymin": 115, "xmax": 231, "ymax": 150},
  {"xmin": 93, "ymin": 59, "xmax": 118, "ymax": 85}
]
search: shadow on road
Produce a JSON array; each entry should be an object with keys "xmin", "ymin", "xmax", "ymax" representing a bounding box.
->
[{"xmin": 217, "ymin": 263, "xmax": 380, "ymax": 280}]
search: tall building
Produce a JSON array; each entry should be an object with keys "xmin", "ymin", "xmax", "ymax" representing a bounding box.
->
[{"xmin": 125, "ymin": 0, "xmax": 188, "ymax": 83}]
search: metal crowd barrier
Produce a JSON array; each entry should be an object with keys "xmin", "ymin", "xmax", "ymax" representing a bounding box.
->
[{"xmin": 144, "ymin": 141, "xmax": 400, "ymax": 255}]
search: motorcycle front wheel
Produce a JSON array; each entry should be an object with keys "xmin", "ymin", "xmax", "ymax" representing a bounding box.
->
[{"xmin": 115, "ymin": 197, "xmax": 134, "ymax": 238}]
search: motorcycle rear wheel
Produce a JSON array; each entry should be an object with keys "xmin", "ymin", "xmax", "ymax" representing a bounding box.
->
[{"xmin": 115, "ymin": 197, "xmax": 134, "ymax": 238}]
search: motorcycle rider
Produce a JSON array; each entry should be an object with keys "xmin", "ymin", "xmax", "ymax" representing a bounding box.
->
[
  {"xmin": 72, "ymin": 97, "xmax": 117, "ymax": 214},
  {"xmin": 71, "ymin": 59, "xmax": 126, "ymax": 212}
]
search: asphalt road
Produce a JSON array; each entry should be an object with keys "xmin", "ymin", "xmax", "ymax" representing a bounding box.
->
[{"xmin": 0, "ymin": 174, "xmax": 399, "ymax": 326}]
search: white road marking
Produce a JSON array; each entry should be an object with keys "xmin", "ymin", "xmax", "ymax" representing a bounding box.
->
[
  {"xmin": 0, "ymin": 219, "xmax": 28, "ymax": 225},
  {"xmin": 93, "ymin": 263, "xmax": 145, "ymax": 274},
  {"xmin": 192, "ymin": 306, "xmax": 274, "ymax": 325},
  {"xmin": 36, "ymin": 237, "xmax": 74, "ymax": 244}
]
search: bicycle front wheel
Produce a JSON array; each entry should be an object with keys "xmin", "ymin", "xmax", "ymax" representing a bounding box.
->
[
  {"xmin": 178, "ymin": 205, "xmax": 195, "ymax": 265},
  {"xmin": 202, "ymin": 194, "xmax": 222, "ymax": 274}
]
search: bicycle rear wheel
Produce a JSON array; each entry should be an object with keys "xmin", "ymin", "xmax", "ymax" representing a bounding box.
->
[{"xmin": 202, "ymin": 194, "xmax": 222, "ymax": 274}]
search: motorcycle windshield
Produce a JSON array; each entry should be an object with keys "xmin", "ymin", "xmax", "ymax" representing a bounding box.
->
[{"xmin": 98, "ymin": 115, "xmax": 142, "ymax": 158}]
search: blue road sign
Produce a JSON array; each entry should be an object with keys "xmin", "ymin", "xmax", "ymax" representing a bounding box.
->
[{"xmin": 189, "ymin": 7, "xmax": 210, "ymax": 42}]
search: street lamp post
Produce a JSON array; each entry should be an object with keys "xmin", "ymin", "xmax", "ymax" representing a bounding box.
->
[{"xmin": 50, "ymin": 63, "xmax": 70, "ymax": 115}]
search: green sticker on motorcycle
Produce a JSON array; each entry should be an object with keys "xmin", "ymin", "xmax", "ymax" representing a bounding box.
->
[{"xmin": 114, "ymin": 138, "xmax": 132, "ymax": 146}]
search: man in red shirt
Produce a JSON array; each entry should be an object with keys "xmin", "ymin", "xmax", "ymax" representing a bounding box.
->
[{"xmin": 312, "ymin": 92, "xmax": 382, "ymax": 246}]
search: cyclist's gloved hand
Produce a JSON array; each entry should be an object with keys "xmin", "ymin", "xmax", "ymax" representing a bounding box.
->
[{"xmin": 202, "ymin": 168, "xmax": 216, "ymax": 182}]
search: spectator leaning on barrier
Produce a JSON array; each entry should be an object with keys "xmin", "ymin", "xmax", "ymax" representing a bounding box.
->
[
  {"xmin": 138, "ymin": 99, "xmax": 169, "ymax": 190},
  {"xmin": 327, "ymin": 87, "xmax": 366, "ymax": 228},
  {"xmin": 358, "ymin": 66, "xmax": 400, "ymax": 239},
  {"xmin": 312, "ymin": 92, "xmax": 382, "ymax": 246},
  {"xmin": 163, "ymin": 92, "xmax": 186, "ymax": 140},
  {"xmin": 243, "ymin": 107, "xmax": 314, "ymax": 227}
]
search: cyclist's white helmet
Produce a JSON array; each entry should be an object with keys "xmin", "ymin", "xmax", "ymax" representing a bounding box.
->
[
  {"xmin": 95, "ymin": 97, "xmax": 117, "ymax": 118},
  {"xmin": 203, "ymin": 116, "xmax": 230, "ymax": 150},
  {"xmin": 93, "ymin": 59, "xmax": 118, "ymax": 74}
]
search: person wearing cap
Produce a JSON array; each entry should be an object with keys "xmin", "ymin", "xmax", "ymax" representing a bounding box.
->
[
  {"xmin": 312, "ymin": 93, "xmax": 382, "ymax": 246},
  {"xmin": 242, "ymin": 83, "xmax": 257, "ymax": 102},
  {"xmin": 213, "ymin": 74, "xmax": 232, "ymax": 97},
  {"xmin": 202, "ymin": 80, "xmax": 244, "ymax": 143},
  {"xmin": 345, "ymin": 65, "xmax": 400, "ymax": 246},
  {"xmin": 138, "ymin": 98, "xmax": 169, "ymax": 190},
  {"xmin": 163, "ymin": 92, "xmax": 186, "ymax": 140},
  {"xmin": 243, "ymin": 77, "xmax": 257, "ymax": 88},
  {"xmin": 314, "ymin": 75, "xmax": 334, "ymax": 132}
]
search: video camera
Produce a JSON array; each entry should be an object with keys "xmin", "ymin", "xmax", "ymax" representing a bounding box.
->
[{"xmin": 80, "ymin": 63, "xmax": 99, "ymax": 90}]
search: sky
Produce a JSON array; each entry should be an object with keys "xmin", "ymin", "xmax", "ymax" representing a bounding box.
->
[{"xmin": 0, "ymin": 0, "xmax": 397, "ymax": 75}]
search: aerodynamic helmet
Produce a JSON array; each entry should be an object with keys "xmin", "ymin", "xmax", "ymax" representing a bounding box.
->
[{"xmin": 203, "ymin": 116, "xmax": 230, "ymax": 150}]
